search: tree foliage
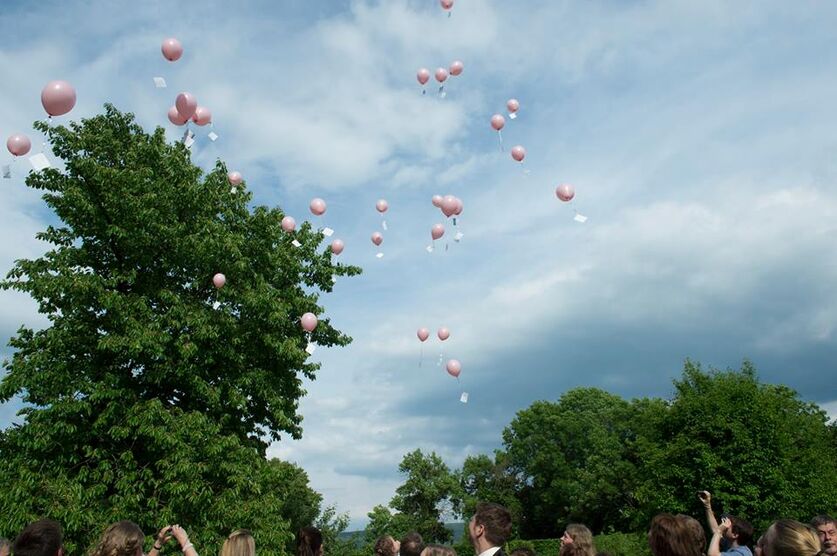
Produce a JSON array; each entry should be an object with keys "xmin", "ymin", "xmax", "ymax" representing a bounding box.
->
[{"xmin": 0, "ymin": 105, "xmax": 360, "ymax": 552}]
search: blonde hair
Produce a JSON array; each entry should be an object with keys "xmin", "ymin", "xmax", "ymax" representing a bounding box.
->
[
  {"xmin": 90, "ymin": 521, "xmax": 144, "ymax": 556},
  {"xmin": 560, "ymin": 524, "xmax": 596, "ymax": 556},
  {"xmin": 220, "ymin": 529, "xmax": 255, "ymax": 556},
  {"xmin": 764, "ymin": 520, "xmax": 822, "ymax": 556}
]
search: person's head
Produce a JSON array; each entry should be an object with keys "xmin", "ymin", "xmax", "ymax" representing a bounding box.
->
[
  {"xmin": 375, "ymin": 535, "xmax": 400, "ymax": 556},
  {"xmin": 676, "ymin": 514, "xmax": 706, "ymax": 554},
  {"xmin": 296, "ymin": 527, "xmax": 323, "ymax": 556},
  {"xmin": 13, "ymin": 519, "xmax": 64, "ymax": 556},
  {"xmin": 220, "ymin": 529, "xmax": 255, "ymax": 556},
  {"xmin": 559, "ymin": 524, "xmax": 595, "ymax": 556},
  {"xmin": 0, "ymin": 538, "xmax": 11, "ymax": 556},
  {"xmin": 468, "ymin": 502, "xmax": 512, "ymax": 551},
  {"xmin": 811, "ymin": 515, "xmax": 837, "ymax": 556},
  {"xmin": 763, "ymin": 520, "xmax": 821, "ymax": 556},
  {"xmin": 509, "ymin": 548, "xmax": 536, "ymax": 556},
  {"xmin": 400, "ymin": 532, "xmax": 424, "ymax": 556},
  {"xmin": 648, "ymin": 514, "xmax": 703, "ymax": 556},
  {"xmin": 91, "ymin": 520, "xmax": 145, "ymax": 556},
  {"xmin": 420, "ymin": 544, "xmax": 457, "ymax": 556},
  {"xmin": 725, "ymin": 516, "xmax": 755, "ymax": 548}
]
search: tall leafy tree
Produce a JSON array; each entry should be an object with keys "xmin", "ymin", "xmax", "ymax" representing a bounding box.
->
[
  {"xmin": 0, "ymin": 106, "xmax": 360, "ymax": 552},
  {"xmin": 456, "ymin": 453, "xmax": 522, "ymax": 537}
]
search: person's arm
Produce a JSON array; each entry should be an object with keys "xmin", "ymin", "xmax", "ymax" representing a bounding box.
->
[
  {"xmin": 708, "ymin": 517, "xmax": 732, "ymax": 556},
  {"xmin": 148, "ymin": 526, "xmax": 172, "ymax": 556},
  {"xmin": 171, "ymin": 525, "xmax": 198, "ymax": 556},
  {"xmin": 700, "ymin": 491, "xmax": 720, "ymax": 533}
]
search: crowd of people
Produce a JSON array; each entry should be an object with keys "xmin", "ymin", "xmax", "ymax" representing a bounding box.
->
[{"xmin": 0, "ymin": 495, "xmax": 834, "ymax": 556}]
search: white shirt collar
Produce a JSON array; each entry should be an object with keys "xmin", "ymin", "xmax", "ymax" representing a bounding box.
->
[{"xmin": 477, "ymin": 547, "xmax": 501, "ymax": 556}]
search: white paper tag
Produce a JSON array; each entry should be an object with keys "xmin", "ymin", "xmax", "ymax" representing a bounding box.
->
[
  {"xmin": 376, "ymin": 252, "xmax": 384, "ymax": 259},
  {"xmin": 291, "ymin": 239, "xmax": 302, "ymax": 247},
  {"xmin": 207, "ymin": 131, "xmax": 219, "ymax": 142},
  {"xmin": 322, "ymin": 227, "xmax": 334, "ymax": 237},
  {"xmin": 509, "ymin": 112, "xmax": 517, "ymax": 119},
  {"xmin": 426, "ymin": 245, "xmax": 434, "ymax": 253},
  {"xmin": 331, "ymin": 276, "xmax": 337, "ymax": 284},
  {"xmin": 574, "ymin": 213, "xmax": 588, "ymax": 223},
  {"xmin": 305, "ymin": 342, "xmax": 317, "ymax": 355},
  {"xmin": 382, "ymin": 220, "xmax": 388, "ymax": 231},
  {"xmin": 153, "ymin": 77, "xmax": 167, "ymax": 88},
  {"xmin": 230, "ymin": 187, "xmax": 238, "ymax": 194},
  {"xmin": 460, "ymin": 392, "xmax": 469, "ymax": 403},
  {"xmin": 29, "ymin": 153, "xmax": 51, "ymax": 171},
  {"xmin": 1, "ymin": 164, "xmax": 10, "ymax": 178},
  {"xmin": 454, "ymin": 231, "xmax": 464, "ymax": 242},
  {"xmin": 212, "ymin": 301, "xmax": 221, "ymax": 310},
  {"xmin": 184, "ymin": 135, "xmax": 195, "ymax": 149}
]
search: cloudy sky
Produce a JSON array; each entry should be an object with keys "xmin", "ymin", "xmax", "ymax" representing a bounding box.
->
[{"xmin": 2, "ymin": 0, "xmax": 837, "ymax": 529}]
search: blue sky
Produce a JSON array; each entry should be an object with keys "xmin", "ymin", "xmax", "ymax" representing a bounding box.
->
[{"xmin": 2, "ymin": 0, "xmax": 837, "ymax": 530}]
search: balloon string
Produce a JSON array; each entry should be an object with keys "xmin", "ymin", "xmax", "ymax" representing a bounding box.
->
[
  {"xmin": 419, "ymin": 345, "xmax": 424, "ymax": 368},
  {"xmin": 498, "ymin": 130, "xmax": 504, "ymax": 152}
]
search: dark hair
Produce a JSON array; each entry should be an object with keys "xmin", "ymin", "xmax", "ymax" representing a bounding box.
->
[
  {"xmin": 13, "ymin": 519, "xmax": 63, "ymax": 556},
  {"xmin": 510, "ymin": 549, "xmax": 536, "ymax": 556},
  {"xmin": 648, "ymin": 513, "xmax": 704, "ymax": 556},
  {"xmin": 474, "ymin": 502, "xmax": 512, "ymax": 546},
  {"xmin": 297, "ymin": 526, "xmax": 323, "ymax": 556},
  {"xmin": 421, "ymin": 544, "xmax": 456, "ymax": 556},
  {"xmin": 811, "ymin": 515, "xmax": 836, "ymax": 528},
  {"xmin": 676, "ymin": 514, "xmax": 706, "ymax": 554},
  {"xmin": 374, "ymin": 536, "xmax": 398, "ymax": 556},
  {"xmin": 730, "ymin": 516, "xmax": 755, "ymax": 547},
  {"xmin": 400, "ymin": 532, "xmax": 424, "ymax": 556}
]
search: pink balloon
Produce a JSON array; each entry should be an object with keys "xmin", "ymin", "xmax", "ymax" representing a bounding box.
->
[
  {"xmin": 449, "ymin": 60, "xmax": 464, "ymax": 76},
  {"xmin": 435, "ymin": 68, "xmax": 449, "ymax": 83},
  {"xmin": 556, "ymin": 183, "xmax": 575, "ymax": 202},
  {"xmin": 490, "ymin": 114, "xmax": 505, "ymax": 131},
  {"xmin": 161, "ymin": 38, "xmax": 183, "ymax": 62},
  {"xmin": 228, "ymin": 171, "xmax": 243, "ymax": 186},
  {"xmin": 41, "ymin": 80, "xmax": 76, "ymax": 117},
  {"xmin": 453, "ymin": 197, "xmax": 463, "ymax": 216},
  {"xmin": 511, "ymin": 145, "xmax": 526, "ymax": 162},
  {"xmin": 167, "ymin": 106, "xmax": 188, "ymax": 125},
  {"xmin": 212, "ymin": 273, "xmax": 226, "ymax": 289},
  {"xmin": 440, "ymin": 0, "xmax": 454, "ymax": 10},
  {"xmin": 301, "ymin": 312, "xmax": 318, "ymax": 333},
  {"xmin": 507, "ymin": 98, "xmax": 520, "ymax": 113},
  {"xmin": 431, "ymin": 224, "xmax": 445, "ymax": 240},
  {"xmin": 310, "ymin": 198, "xmax": 327, "ymax": 216},
  {"xmin": 281, "ymin": 216, "xmax": 296, "ymax": 232},
  {"xmin": 191, "ymin": 106, "xmax": 212, "ymax": 126},
  {"xmin": 175, "ymin": 92, "xmax": 197, "ymax": 120},
  {"xmin": 438, "ymin": 327, "xmax": 450, "ymax": 341},
  {"xmin": 431, "ymin": 195, "xmax": 444, "ymax": 208},
  {"xmin": 441, "ymin": 195, "xmax": 458, "ymax": 218},
  {"xmin": 376, "ymin": 199, "xmax": 389, "ymax": 213},
  {"xmin": 417, "ymin": 68, "xmax": 430, "ymax": 85},
  {"xmin": 371, "ymin": 232, "xmax": 383, "ymax": 246},
  {"xmin": 331, "ymin": 239, "xmax": 345, "ymax": 255},
  {"xmin": 6, "ymin": 134, "xmax": 31, "ymax": 157},
  {"xmin": 417, "ymin": 328, "xmax": 430, "ymax": 342},
  {"xmin": 446, "ymin": 359, "xmax": 461, "ymax": 378}
]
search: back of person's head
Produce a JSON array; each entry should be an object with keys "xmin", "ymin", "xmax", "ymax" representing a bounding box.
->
[
  {"xmin": 560, "ymin": 524, "xmax": 596, "ymax": 556},
  {"xmin": 648, "ymin": 513, "xmax": 703, "ymax": 556},
  {"xmin": 220, "ymin": 529, "xmax": 255, "ymax": 556},
  {"xmin": 400, "ymin": 532, "xmax": 424, "ymax": 556},
  {"xmin": 676, "ymin": 514, "xmax": 707, "ymax": 554},
  {"xmin": 730, "ymin": 516, "xmax": 755, "ymax": 547},
  {"xmin": 509, "ymin": 548, "xmax": 536, "ymax": 556},
  {"xmin": 0, "ymin": 537, "xmax": 11, "ymax": 556},
  {"xmin": 296, "ymin": 527, "xmax": 323, "ymax": 556},
  {"xmin": 473, "ymin": 502, "xmax": 513, "ymax": 547},
  {"xmin": 811, "ymin": 515, "xmax": 836, "ymax": 529},
  {"xmin": 420, "ymin": 544, "xmax": 456, "ymax": 556},
  {"xmin": 13, "ymin": 519, "xmax": 64, "ymax": 556},
  {"xmin": 90, "ymin": 520, "xmax": 144, "ymax": 556},
  {"xmin": 763, "ymin": 520, "xmax": 821, "ymax": 556},
  {"xmin": 374, "ymin": 536, "xmax": 398, "ymax": 556}
]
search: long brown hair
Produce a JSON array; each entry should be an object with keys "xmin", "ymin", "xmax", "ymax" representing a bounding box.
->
[
  {"xmin": 90, "ymin": 521, "xmax": 144, "ymax": 556},
  {"xmin": 648, "ymin": 514, "xmax": 703, "ymax": 556},
  {"xmin": 220, "ymin": 529, "xmax": 255, "ymax": 556},
  {"xmin": 374, "ymin": 536, "xmax": 397, "ymax": 556},
  {"xmin": 560, "ymin": 524, "xmax": 596, "ymax": 556},
  {"xmin": 296, "ymin": 527, "xmax": 323, "ymax": 556}
]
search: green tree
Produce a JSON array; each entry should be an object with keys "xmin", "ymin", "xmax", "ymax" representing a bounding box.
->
[
  {"xmin": 388, "ymin": 449, "xmax": 461, "ymax": 543},
  {"xmin": 456, "ymin": 453, "xmax": 522, "ymax": 537},
  {"xmin": 633, "ymin": 360, "xmax": 837, "ymax": 531},
  {"xmin": 0, "ymin": 106, "xmax": 360, "ymax": 553}
]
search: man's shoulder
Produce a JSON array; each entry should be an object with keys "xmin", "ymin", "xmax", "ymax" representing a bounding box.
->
[{"xmin": 722, "ymin": 547, "xmax": 753, "ymax": 556}]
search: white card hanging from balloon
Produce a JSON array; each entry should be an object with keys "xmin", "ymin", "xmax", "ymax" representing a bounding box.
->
[
  {"xmin": 230, "ymin": 187, "xmax": 238, "ymax": 194},
  {"xmin": 29, "ymin": 153, "xmax": 51, "ymax": 171},
  {"xmin": 460, "ymin": 392, "xmax": 469, "ymax": 404},
  {"xmin": 508, "ymin": 113, "xmax": 517, "ymax": 120},
  {"xmin": 322, "ymin": 227, "xmax": 334, "ymax": 237},
  {"xmin": 574, "ymin": 213, "xmax": 588, "ymax": 223},
  {"xmin": 212, "ymin": 301, "xmax": 221, "ymax": 310},
  {"xmin": 1, "ymin": 165, "xmax": 10, "ymax": 179},
  {"xmin": 382, "ymin": 220, "xmax": 388, "ymax": 231},
  {"xmin": 376, "ymin": 252, "xmax": 384, "ymax": 259},
  {"xmin": 305, "ymin": 342, "xmax": 317, "ymax": 355},
  {"xmin": 454, "ymin": 231, "xmax": 464, "ymax": 242},
  {"xmin": 208, "ymin": 131, "xmax": 219, "ymax": 142},
  {"xmin": 291, "ymin": 239, "xmax": 302, "ymax": 248},
  {"xmin": 426, "ymin": 245, "xmax": 434, "ymax": 253},
  {"xmin": 153, "ymin": 77, "xmax": 167, "ymax": 88},
  {"xmin": 182, "ymin": 129, "xmax": 195, "ymax": 147}
]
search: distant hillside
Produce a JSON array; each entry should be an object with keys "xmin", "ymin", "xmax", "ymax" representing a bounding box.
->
[{"xmin": 339, "ymin": 522, "xmax": 466, "ymax": 544}]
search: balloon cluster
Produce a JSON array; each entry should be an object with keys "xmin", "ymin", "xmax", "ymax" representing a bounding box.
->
[{"xmin": 417, "ymin": 60, "xmax": 463, "ymax": 97}]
